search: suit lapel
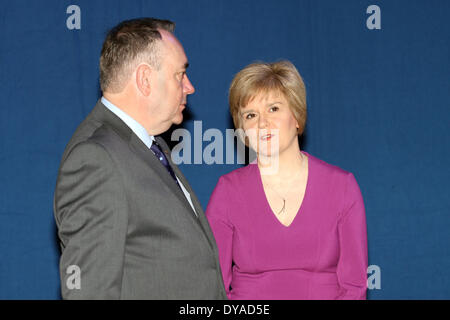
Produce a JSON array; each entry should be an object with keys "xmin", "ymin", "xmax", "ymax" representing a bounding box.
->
[
  {"xmin": 156, "ymin": 136, "xmax": 204, "ymax": 216},
  {"xmin": 130, "ymin": 134, "xmax": 218, "ymax": 250},
  {"xmin": 129, "ymin": 134, "xmax": 197, "ymax": 218},
  {"xmin": 90, "ymin": 100, "xmax": 216, "ymax": 250},
  {"xmin": 157, "ymin": 137, "xmax": 219, "ymax": 251}
]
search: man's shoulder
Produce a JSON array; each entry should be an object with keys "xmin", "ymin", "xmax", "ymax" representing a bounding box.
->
[{"xmin": 62, "ymin": 113, "xmax": 128, "ymax": 164}]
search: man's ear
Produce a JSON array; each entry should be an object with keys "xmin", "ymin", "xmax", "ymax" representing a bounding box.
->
[{"xmin": 136, "ymin": 64, "xmax": 152, "ymax": 96}]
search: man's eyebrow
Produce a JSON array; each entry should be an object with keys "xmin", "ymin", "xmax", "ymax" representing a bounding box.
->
[{"xmin": 184, "ymin": 62, "xmax": 189, "ymax": 70}]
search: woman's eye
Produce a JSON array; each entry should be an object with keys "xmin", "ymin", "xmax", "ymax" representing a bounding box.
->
[
  {"xmin": 245, "ymin": 113, "xmax": 256, "ymax": 120},
  {"xmin": 269, "ymin": 106, "xmax": 279, "ymax": 112}
]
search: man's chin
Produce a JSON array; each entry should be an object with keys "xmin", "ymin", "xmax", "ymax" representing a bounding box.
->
[{"xmin": 172, "ymin": 114, "xmax": 184, "ymax": 125}]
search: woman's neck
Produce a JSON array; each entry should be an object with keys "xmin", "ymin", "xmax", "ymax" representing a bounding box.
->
[{"xmin": 257, "ymin": 140, "xmax": 304, "ymax": 180}]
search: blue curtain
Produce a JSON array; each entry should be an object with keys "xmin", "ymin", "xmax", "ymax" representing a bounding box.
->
[{"xmin": 0, "ymin": 0, "xmax": 448, "ymax": 299}]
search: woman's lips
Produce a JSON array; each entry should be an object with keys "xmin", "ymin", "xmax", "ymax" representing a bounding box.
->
[{"xmin": 260, "ymin": 134, "xmax": 274, "ymax": 141}]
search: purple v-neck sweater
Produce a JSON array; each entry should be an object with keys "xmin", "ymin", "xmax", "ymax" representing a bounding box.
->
[{"xmin": 206, "ymin": 151, "xmax": 368, "ymax": 300}]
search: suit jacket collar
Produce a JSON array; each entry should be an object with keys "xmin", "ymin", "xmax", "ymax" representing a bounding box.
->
[
  {"xmin": 88, "ymin": 100, "xmax": 216, "ymax": 248},
  {"xmin": 89, "ymin": 99, "xmax": 134, "ymax": 142},
  {"xmin": 156, "ymin": 137, "xmax": 220, "ymax": 251}
]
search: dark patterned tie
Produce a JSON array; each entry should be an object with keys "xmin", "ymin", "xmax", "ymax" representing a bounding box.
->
[{"xmin": 150, "ymin": 141, "xmax": 180, "ymax": 187}]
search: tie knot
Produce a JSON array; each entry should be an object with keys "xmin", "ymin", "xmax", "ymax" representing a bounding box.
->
[
  {"xmin": 151, "ymin": 142, "xmax": 166, "ymax": 162},
  {"xmin": 150, "ymin": 140, "xmax": 161, "ymax": 152},
  {"xmin": 150, "ymin": 140, "xmax": 179, "ymax": 188}
]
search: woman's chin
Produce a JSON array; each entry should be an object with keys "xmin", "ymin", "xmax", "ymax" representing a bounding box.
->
[{"xmin": 256, "ymin": 149, "xmax": 279, "ymax": 158}]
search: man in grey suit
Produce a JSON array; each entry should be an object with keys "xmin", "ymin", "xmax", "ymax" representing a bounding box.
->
[{"xmin": 54, "ymin": 18, "xmax": 227, "ymax": 299}]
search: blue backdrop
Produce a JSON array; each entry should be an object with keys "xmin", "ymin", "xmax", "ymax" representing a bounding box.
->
[{"xmin": 0, "ymin": 0, "xmax": 448, "ymax": 299}]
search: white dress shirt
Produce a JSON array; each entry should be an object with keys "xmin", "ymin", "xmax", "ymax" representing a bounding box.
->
[{"xmin": 101, "ymin": 97, "xmax": 197, "ymax": 215}]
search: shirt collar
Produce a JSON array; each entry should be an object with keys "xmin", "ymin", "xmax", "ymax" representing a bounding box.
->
[{"xmin": 101, "ymin": 96, "xmax": 155, "ymax": 149}]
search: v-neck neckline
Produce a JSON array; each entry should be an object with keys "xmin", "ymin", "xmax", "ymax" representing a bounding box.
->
[{"xmin": 255, "ymin": 151, "xmax": 312, "ymax": 228}]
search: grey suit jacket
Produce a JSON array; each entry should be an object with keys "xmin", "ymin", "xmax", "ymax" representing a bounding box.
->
[{"xmin": 54, "ymin": 100, "xmax": 227, "ymax": 299}]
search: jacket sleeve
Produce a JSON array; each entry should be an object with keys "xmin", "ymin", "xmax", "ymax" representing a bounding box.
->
[
  {"xmin": 54, "ymin": 141, "xmax": 128, "ymax": 299},
  {"xmin": 336, "ymin": 173, "xmax": 368, "ymax": 300},
  {"xmin": 205, "ymin": 177, "xmax": 234, "ymax": 299}
]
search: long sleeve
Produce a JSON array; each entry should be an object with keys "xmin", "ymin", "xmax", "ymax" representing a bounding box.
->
[
  {"xmin": 54, "ymin": 142, "xmax": 128, "ymax": 299},
  {"xmin": 206, "ymin": 177, "xmax": 234, "ymax": 299},
  {"xmin": 336, "ymin": 173, "xmax": 368, "ymax": 300}
]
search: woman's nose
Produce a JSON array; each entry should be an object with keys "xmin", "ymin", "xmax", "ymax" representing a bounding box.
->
[{"xmin": 258, "ymin": 114, "xmax": 268, "ymax": 128}]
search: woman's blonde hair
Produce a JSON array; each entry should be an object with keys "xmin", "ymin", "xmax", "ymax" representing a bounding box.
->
[{"xmin": 229, "ymin": 60, "xmax": 307, "ymax": 135}]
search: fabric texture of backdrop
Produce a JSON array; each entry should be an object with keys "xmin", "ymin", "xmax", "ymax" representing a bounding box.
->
[{"xmin": 0, "ymin": 0, "xmax": 448, "ymax": 299}]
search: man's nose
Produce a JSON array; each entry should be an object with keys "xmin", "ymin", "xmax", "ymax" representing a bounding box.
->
[{"xmin": 183, "ymin": 75, "xmax": 195, "ymax": 95}]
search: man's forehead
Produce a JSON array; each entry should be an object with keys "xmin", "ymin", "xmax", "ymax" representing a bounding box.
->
[
  {"xmin": 159, "ymin": 29, "xmax": 179, "ymax": 44},
  {"xmin": 158, "ymin": 29, "xmax": 188, "ymax": 67},
  {"xmin": 159, "ymin": 29, "xmax": 184, "ymax": 54}
]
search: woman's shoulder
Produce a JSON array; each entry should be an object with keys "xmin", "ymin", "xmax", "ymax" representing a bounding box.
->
[
  {"xmin": 305, "ymin": 151, "xmax": 355, "ymax": 182},
  {"xmin": 217, "ymin": 163, "xmax": 258, "ymax": 186},
  {"xmin": 306, "ymin": 152, "xmax": 362, "ymax": 206},
  {"xmin": 208, "ymin": 164, "xmax": 257, "ymax": 210}
]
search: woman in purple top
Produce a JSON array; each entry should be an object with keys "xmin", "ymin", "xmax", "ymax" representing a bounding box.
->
[{"xmin": 206, "ymin": 61, "xmax": 368, "ymax": 300}]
